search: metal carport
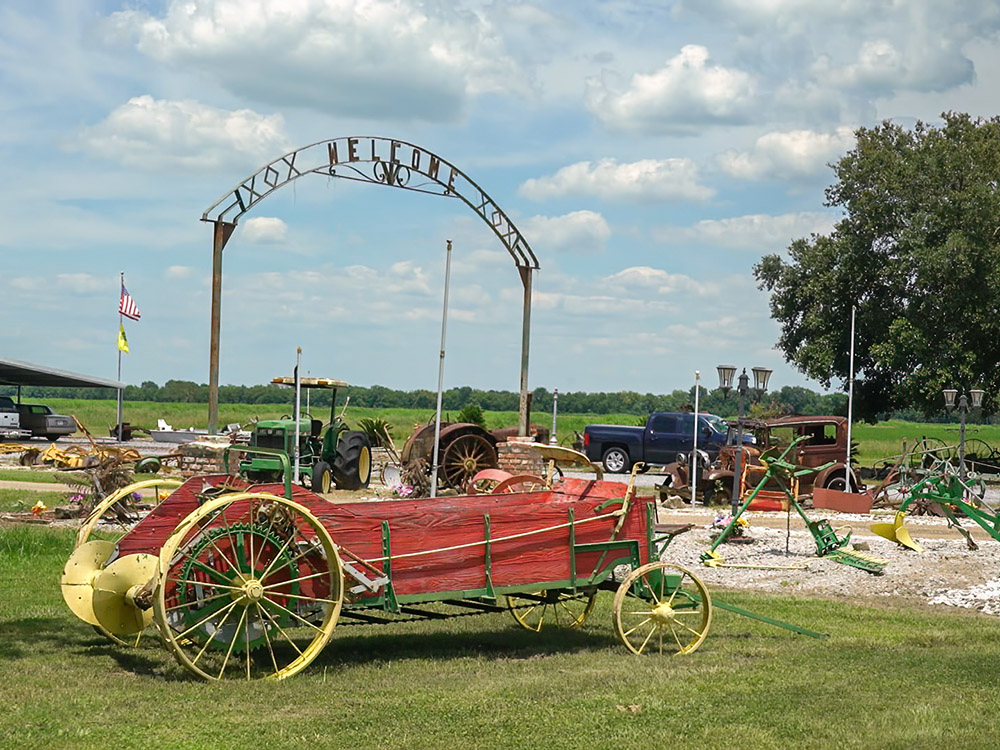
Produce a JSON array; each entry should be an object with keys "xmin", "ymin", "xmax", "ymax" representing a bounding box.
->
[
  {"xmin": 0, "ymin": 357, "xmax": 123, "ymax": 391},
  {"xmin": 0, "ymin": 357, "xmax": 126, "ymax": 439}
]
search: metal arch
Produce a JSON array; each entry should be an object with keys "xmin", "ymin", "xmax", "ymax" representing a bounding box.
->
[
  {"xmin": 201, "ymin": 136, "xmax": 539, "ymax": 437},
  {"xmin": 202, "ymin": 136, "xmax": 539, "ymax": 270}
]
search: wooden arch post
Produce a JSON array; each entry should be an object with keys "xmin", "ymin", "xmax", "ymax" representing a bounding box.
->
[{"xmin": 202, "ymin": 137, "xmax": 540, "ymax": 437}]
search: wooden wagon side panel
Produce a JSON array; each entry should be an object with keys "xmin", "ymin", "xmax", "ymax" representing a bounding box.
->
[
  {"xmin": 115, "ymin": 478, "xmax": 325, "ymax": 557},
  {"xmin": 311, "ymin": 492, "xmax": 652, "ymax": 598},
  {"xmin": 114, "ymin": 474, "xmax": 649, "ymax": 602},
  {"xmin": 116, "ymin": 474, "xmax": 251, "ymax": 556}
]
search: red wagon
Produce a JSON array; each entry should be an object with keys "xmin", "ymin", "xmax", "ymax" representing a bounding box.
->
[{"xmin": 62, "ymin": 449, "xmax": 821, "ymax": 681}]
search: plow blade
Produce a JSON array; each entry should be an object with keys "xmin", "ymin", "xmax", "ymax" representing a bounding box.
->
[
  {"xmin": 871, "ymin": 511, "xmax": 924, "ymax": 553},
  {"xmin": 700, "ymin": 549, "xmax": 726, "ymax": 567}
]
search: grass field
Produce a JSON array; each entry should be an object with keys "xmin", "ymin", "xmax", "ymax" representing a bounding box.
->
[
  {"xmin": 33, "ymin": 397, "xmax": 1000, "ymax": 468},
  {"xmin": 0, "ymin": 470, "xmax": 62, "ymax": 484},
  {"xmin": 2, "ymin": 523, "xmax": 999, "ymax": 748},
  {"xmin": 0, "ymin": 489, "xmax": 65, "ymax": 513}
]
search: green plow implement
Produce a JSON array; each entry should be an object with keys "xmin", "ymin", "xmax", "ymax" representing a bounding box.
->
[
  {"xmin": 872, "ymin": 469, "xmax": 997, "ymax": 552},
  {"xmin": 701, "ymin": 436, "xmax": 888, "ymax": 575}
]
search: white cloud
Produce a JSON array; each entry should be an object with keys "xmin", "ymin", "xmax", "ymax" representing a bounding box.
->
[
  {"xmin": 78, "ymin": 96, "xmax": 289, "ymax": 171},
  {"xmin": 520, "ymin": 158, "xmax": 714, "ymax": 202},
  {"xmin": 716, "ymin": 127, "xmax": 856, "ymax": 181},
  {"xmin": 585, "ymin": 45, "xmax": 757, "ymax": 133},
  {"xmin": 522, "ymin": 211, "xmax": 610, "ymax": 254},
  {"xmin": 451, "ymin": 248, "xmax": 511, "ymax": 276},
  {"xmin": 104, "ymin": 0, "xmax": 524, "ymax": 122},
  {"xmin": 340, "ymin": 260, "xmax": 433, "ymax": 297},
  {"xmin": 604, "ymin": 266, "xmax": 718, "ymax": 297},
  {"xmin": 522, "ymin": 290, "xmax": 671, "ymax": 318},
  {"xmin": 676, "ymin": 1, "xmax": 998, "ymax": 106},
  {"xmin": 242, "ymin": 217, "xmax": 287, "ymax": 244},
  {"xmin": 10, "ymin": 273, "xmax": 107, "ymax": 294},
  {"xmin": 165, "ymin": 266, "xmax": 193, "ymax": 280},
  {"xmin": 812, "ymin": 36, "xmax": 973, "ymax": 96},
  {"xmin": 58, "ymin": 274, "xmax": 108, "ymax": 294},
  {"xmin": 654, "ymin": 212, "xmax": 838, "ymax": 251},
  {"xmin": 675, "ymin": 0, "xmax": 883, "ymax": 33}
]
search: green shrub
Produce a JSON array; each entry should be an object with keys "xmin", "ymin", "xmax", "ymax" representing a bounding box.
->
[{"xmin": 457, "ymin": 403, "xmax": 485, "ymax": 427}]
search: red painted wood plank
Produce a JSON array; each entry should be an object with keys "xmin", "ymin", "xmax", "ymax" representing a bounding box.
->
[{"xmin": 114, "ymin": 474, "xmax": 650, "ymax": 598}]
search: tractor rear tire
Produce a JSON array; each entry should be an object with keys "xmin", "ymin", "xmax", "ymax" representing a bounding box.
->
[
  {"xmin": 311, "ymin": 461, "xmax": 332, "ymax": 493},
  {"xmin": 333, "ymin": 431, "xmax": 372, "ymax": 490}
]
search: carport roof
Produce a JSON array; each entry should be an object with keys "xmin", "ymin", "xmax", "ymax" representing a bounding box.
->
[{"xmin": 0, "ymin": 357, "xmax": 123, "ymax": 389}]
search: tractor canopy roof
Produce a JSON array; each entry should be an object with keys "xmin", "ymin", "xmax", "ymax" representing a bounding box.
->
[
  {"xmin": 271, "ymin": 375, "xmax": 347, "ymax": 389},
  {"xmin": 271, "ymin": 376, "xmax": 348, "ymax": 389},
  {"xmin": 255, "ymin": 418, "xmax": 315, "ymax": 429}
]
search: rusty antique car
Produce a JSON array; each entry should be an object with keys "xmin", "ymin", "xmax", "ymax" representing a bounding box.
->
[{"xmin": 661, "ymin": 415, "xmax": 858, "ymax": 505}]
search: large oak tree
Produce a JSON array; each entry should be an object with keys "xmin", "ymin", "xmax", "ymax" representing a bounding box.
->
[{"xmin": 755, "ymin": 113, "xmax": 1000, "ymax": 421}]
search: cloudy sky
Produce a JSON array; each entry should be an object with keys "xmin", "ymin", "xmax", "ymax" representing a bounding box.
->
[{"xmin": 4, "ymin": 1, "xmax": 1000, "ymax": 397}]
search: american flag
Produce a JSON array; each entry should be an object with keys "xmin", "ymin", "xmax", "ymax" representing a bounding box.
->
[{"xmin": 119, "ymin": 284, "xmax": 141, "ymax": 321}]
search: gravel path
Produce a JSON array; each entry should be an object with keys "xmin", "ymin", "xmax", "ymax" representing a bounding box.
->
[
  {"xmin": 654, "ymin": 504, "xmax": 1000, "ymax": 615},
  {"xmin": 563, "ymin": 469, "xmax": 1000, "ymax": 615}
]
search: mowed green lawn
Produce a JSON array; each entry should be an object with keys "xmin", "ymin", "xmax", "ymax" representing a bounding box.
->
[{"xmin": 2, "ymin": 524, "xmax": 1000, "ymax": 749}]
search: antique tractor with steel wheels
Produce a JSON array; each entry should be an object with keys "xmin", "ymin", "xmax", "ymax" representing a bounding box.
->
[
  {"xmin": 400, "ymin": 422, "xmax": 499, "ymax": 491},
  {"xmin": 241, "ymin": 377, "xmax": 372, "ymax": 492}
]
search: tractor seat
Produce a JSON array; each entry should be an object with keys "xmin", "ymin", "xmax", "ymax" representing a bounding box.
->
[{"xmin": 310, "ymin": 419, "xmax": 323, "ymax": 438}]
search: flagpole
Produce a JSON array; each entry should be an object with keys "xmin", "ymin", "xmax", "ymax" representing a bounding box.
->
[
  {"xmin": 429, "ymin": 239, "xmax": 453, "ymax": 499},
  {"xmin": 846, "ymin": 305, "xmax": 856, "ymax": 486},
  {"xmin": 117, "ymin": 272, "xmax": 124, "ymax": 442}
]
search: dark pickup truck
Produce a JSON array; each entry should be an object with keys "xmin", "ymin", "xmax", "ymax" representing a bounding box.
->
[
  {"xmin": 583, "ymin": 411, "xmax": 730, "ymax": 473},
  {"xmin": 16, "ymin": 403, "xmax": 76, "ymax": 440}
]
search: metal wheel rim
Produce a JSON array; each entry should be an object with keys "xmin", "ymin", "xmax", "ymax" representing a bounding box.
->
[
  {"xmin": 604, "ymin": 450, "xmax": 626, "ymax": 473},
  {"xmin": 74, "ymin": 478, "xmax": 182, "ymax": 647},
  {"xmin": 358, "ymin": 447, "xmax": 371, "ymax": 485},
  {"xmin": 507, "ymin": 590, "xmax": 596, "ymax": 631},
  {"xmin": 613, "ymin": 562, "xmax": 711, "ymax": 655},
  {"xmin": 918, "ymin": 437, "xmax": 954, "ymax": 467},
  {"xmin": 153, "ymin": 492, "xmax": 343, "ymax": 681},
  {"xmin": 441, "ymin": 435, "xmax": 495, "ymax": 489},
  {"xmin": 318, "ymin": 469, "xmax": 331, "ymax": 493},
  {"xmin": 75, "ymin": 478, "xmax": 182, "ymax": 549}
]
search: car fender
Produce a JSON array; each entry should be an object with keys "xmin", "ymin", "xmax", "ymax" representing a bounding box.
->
[
  {"xmin": 661, "ymin": 461, "xmax": 688, "ymax": 490},
  {"xmin": 706, "ymin": 468, "xmax": 733, "ymax": 483},
  {"xmin": 814, "ymin": 462, "xmax": 852, "ymax": 491}
]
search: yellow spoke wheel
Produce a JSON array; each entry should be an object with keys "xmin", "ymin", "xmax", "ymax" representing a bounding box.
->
[
  {"xmin": 507, "ymin": 590, "xmax": 596, "ymax": 631},
  {"xmin": 72, "ymin": 478, "xmax": 181, "ymax": 646},
  {"xmin": 76, "ymin": 478, "xmax": 181, "ymax": 548},
  {"xmin": 613, "ymin": 562, "xmax": 711, "ymax": 655},
  {"xmin": 153, "ymin": 492, "xmax": 343, "ymax": 681}
]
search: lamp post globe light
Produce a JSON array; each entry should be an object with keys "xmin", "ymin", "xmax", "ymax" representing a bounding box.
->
[
  {"xmin": 943, "ymin": 387, "xmax": 985, "ymax": 482},
  {"xmin": 717, "ymin": 365, "xmax": 773, "ymax": 515}
]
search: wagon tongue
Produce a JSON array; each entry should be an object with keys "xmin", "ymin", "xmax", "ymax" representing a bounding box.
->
[{"xmin": 870, "ymin": 511, "xmax": 924, "ymax": 553}]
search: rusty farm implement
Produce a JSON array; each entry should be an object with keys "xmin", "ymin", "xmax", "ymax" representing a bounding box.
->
[{"xmin": 61, "ymin": 447, "xmax": 823, "ymax": 681}]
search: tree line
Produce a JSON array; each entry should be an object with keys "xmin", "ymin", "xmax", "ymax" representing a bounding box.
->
[{"xmin": 3, "ymin": 380, "xmax": 852, "ymax": 418}]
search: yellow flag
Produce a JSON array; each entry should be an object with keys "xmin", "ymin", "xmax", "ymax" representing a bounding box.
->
[{"xmin": 118, "ymin": 322, "xmax": 129, "ymax": 354}]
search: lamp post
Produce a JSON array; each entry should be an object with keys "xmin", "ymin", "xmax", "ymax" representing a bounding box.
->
[
  {"xmin": 943, "ymin": 387, "xmax": 985, "ymax": 482},
  {"xmin": 718, "ymin": 365, "xmax": 773, "ymax": 516}
]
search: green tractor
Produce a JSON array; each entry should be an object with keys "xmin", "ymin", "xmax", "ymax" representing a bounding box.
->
[{"xmin": 240, "ymin": 377, "xmax": 372, "ymax": 492}]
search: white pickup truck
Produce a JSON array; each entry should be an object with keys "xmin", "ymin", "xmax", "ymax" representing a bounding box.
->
[{"xmin": 0, "ymin": 396, "xmax": 31, "ymax": 440}]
